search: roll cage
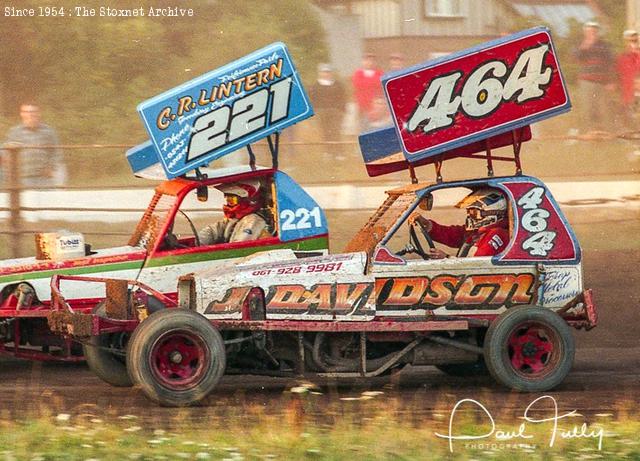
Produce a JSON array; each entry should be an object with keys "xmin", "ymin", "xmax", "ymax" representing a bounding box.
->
[
  {"xmin": 128, "ymin": 167, "xmax": 277, "ymax": 254},
  {"xmin": 346, "ymin": 175, "xmax": 582, "ymax": 267}
]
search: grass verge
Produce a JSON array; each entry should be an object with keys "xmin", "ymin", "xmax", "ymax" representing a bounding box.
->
[{"xmin": 0, "ymin": 390, "xmax": 637, "ymax": 460}]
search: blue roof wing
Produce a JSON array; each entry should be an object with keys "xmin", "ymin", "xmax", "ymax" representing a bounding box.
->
[{"xmin": 130, "ymin": 42, "xmax": 313, "ymax": 179}]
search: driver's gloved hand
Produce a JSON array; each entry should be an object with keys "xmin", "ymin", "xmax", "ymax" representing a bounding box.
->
[
  {"xmin": 408, "ymin": 212, "xmax": 421, "ymax": 225},
  {"xmin": 427, "ymin": 248, "xmax": 448, "ymax": 259},
  {"xmin": 408, "ymin": 213, "xmax": 432, "ymax": 231}
]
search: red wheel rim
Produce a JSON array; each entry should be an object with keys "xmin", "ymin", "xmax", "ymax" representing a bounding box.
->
[
  {"xmin": 149, "ymin": 330, "xmax": 210, "ymax": 390},
  {"xmin": 506, "ymin": 321, "xmax": 561, "ymax": 379}
]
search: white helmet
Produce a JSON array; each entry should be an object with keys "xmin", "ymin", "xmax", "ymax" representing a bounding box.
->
[
  {"xmin": 216, "ymin": 179, "xmax": 261, "ymax": 199},
  {"xmin": 456, "ymin": 188, "xmax": 507, "ymax": 231},
  {"xmin": 216, "ymin": 179, "xmax": 263, "ymax": 219}
]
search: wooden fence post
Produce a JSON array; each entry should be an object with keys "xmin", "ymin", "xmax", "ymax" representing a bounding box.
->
[{"xmin": 6, "ymin": 146, "xmax": 22, "ymax": 259}]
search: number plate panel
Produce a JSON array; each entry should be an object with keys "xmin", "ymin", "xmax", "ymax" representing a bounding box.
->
[
  {"xmin": 383, "ymin": 27, "xmax": 569, "ymax": 162},
  {"xmin": 137, "ymin": 42, "xmax": 313, "ymax": 178},
  {"xmin": 275, "ymin": 171, "xmax": 328, "ymax": 242},
  {"xmin": 498, "ymin": 179, "xmax": 579, "ymax": 263}
]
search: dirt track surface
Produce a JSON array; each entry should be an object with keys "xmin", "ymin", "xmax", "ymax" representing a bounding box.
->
[{"xmin": 0, "ymin": 207, "xmax": 638, "ymax": 423}]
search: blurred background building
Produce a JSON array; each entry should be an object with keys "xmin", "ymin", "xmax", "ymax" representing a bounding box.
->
[
  {"xmin": 628, "ymin": 0, "xmax": 640, "ymax": 28},
  {"xmin": 312, "ymin": 0, "xmax": 602, "ymax": 71},
  {"xmin": 0, "ymin": 0, "xmax": 637, "ymax": 192}
]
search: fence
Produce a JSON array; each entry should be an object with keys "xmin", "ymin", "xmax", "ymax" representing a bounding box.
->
[
  {"xmin": 1, "ymin": 134, "xmax": 639, "ymax": 259},
  {"xmin": 0, "ymin": 141, "xmax": 364, "ymax": 259}
]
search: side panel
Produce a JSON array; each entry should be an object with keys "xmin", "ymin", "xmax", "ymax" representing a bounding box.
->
[
  {"xmin": 0, "ymin": 250, "xmax": 146, "ymax": 302},
  {"xmin": 498, "ymin": 179, "xmax": 580, "ymax": 264},
  {"xmin": 538, "ymin": 265, "xmax": 583, "ymax": 308},
  {"xmin": 372, "ymin": 257, "xmax": 536, "ymax": 316},
  {"xmin": 139, "ymin": 236, "xmax": 330, "ymax": 296},
  {"xmin": 0, "ymin": 237, "xmax": 328, "ymax": 302},
  {"xmin": 275, "ymin": 171, "xmax": 329, "ymax": 242},
  {"xmin": 2, "ymin": 266, "xmax": 142, "ymax": 303},
  {"xmin": 198, "ymin": 253, "xmax": 373, "ymax": 321}
]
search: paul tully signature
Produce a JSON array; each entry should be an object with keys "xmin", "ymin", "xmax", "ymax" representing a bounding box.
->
[{"xmin": 435, "ymin": 395, "xmax": 605, "ymax": 453}]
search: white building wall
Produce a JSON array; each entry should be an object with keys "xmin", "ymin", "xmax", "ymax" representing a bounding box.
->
[
  {"xmin": 352, "ymin": 0, "xmax": 402, "ymax": 38},
  {"xmin": 354, "ymin": 0, "xmax": 513, "ymax": 38},
  {"xmin": 628, "ymin": 0, "xmax": 640, "ymax": 29}
]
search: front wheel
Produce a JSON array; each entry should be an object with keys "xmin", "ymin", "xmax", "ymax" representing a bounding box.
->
[
  {"xmin": 83, "ymin": 302, "xmax": 132, "ymax": 387},
  {"xmin": 484, "ymin": 306, "xmax": 575, "ymax": 392},
  {"xmin": 127, "ymin": 309, "xmax": 225, "ymax": 407}
]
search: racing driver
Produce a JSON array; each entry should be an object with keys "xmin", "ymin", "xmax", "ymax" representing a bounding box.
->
[
  {"xmin": 199, "ymin": 179, "xmax": 271, "ymax": 244},
  {"xmin": 409, "ymin": 188, "xmax": 509, "ymax": 258}
]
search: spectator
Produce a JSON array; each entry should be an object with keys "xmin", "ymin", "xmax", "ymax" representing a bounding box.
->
[
  {"xmin": 388, "ymin": 53, "xmax": 405, "ymax": 72},
  {"xmin": 573, "ymin": 21, "xmax": 615, "ymax": 133},
  {"xmin": 307, "ymin": 63, "xmax": 347, "ymax": 142},
  {"xmin": 351, "ymin": 52, "xmax": 384, "ymax": 131},
  {"xmin": 3, "ymin": 103, "xmax": 66, "ymax": 187},
  {"xmin": 364, "ymin": 97, "xmax": 393, "ymax": 130},
  {"xmin": 616, "ymin": 30, "xmax": 640, "ymax": 129}
]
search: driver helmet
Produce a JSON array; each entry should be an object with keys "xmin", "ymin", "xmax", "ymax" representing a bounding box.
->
[
  {"xmin": 455, "ymin": 188, "xmax": 507, "ymax": 231},
  {"xmin": 217, "ymin": 179, "xmax": 263, "ymax": 220}
]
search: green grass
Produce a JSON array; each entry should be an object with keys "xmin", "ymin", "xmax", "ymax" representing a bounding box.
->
[{"xmin": 0, "ymin": 391, "xmax": 637, "ymax": 460}]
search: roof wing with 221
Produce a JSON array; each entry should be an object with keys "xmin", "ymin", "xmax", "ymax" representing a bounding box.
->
[
  {"xmin": 359, "ymin": 27, "xmax": 571, "ymax": 179},
  {"xmin": 126, "ymin": 42, "xmax": 314, "ymax": 180}
]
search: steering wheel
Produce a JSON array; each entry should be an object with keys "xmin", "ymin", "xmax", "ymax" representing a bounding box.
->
[
  {"xmin": 164, "ymin": 210, "xmax": 201, "ymax": 249},
  {"xmin": 414, "ymin": 220, "xmax": 436, "ymax": 251},
  {"xmin": 396, "ymin": 221, "xmax": 436, "ymax": 260}
]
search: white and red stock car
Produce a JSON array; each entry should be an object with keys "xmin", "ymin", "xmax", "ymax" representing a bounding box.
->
[
  {"xmin": 50, "ymin": 29, "xmax": 597, "ymax": 406},
  {"xmin": 2, "ymin": 43, "xmax": 327, "ymax": 375}
]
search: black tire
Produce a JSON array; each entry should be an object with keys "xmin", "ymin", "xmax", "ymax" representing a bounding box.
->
[
  {"xmin": 127, "ymin": 309, "xmax": 225, "ymax": 407},
  {"xmin": 436, "ymin": 359, "xmax": 488, "ymax": 377},
  {"xmin": 484, "ymin": 305, "xmax": 575, "ymax": 392},
  {"xmin": 83, "ymin": 302, "xmax": 132, "ymax": 387}
]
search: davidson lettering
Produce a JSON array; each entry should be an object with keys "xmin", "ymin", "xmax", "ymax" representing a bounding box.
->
[
  {"xmin": 266, "ymin": 283, "xmax": 373, "ymax": 315},
  {"xmin": 376, "ymin": 273, "xmax": 535, "ymax": 310},
  {"xmin": 204, "ymin": 273, "xmax": 534, "ymax": 318}
]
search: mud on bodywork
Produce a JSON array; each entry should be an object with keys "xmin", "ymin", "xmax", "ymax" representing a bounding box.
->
[
  {"xmin": 47, "ymin": 311, "xmax": 93, "ymax": 338},
  {"xmin": 189, "ymin": 252, "xmax": 374, "ymax": 321}
]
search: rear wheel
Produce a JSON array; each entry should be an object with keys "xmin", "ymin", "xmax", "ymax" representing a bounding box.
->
[
  {"xmin": 484, "ymin": 305, "xmax": 574, "ymax": 392},
  {"xmin": 127, "ymin": 309, "xmax": 225, "ymax": 407},
  {"xmin": 83, "ymin": 302, "xmax": 132, "ymax": 387}
]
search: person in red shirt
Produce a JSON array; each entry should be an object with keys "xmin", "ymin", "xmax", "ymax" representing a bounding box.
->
[
  {"xmin": 410, "ymin": 188, "xmax": 509, "ymax": 258},
  {"xmin": 616, "ymin": 30, "xmax": 640, "ymax": 128},
  {"xmin": 351, "ymin": 52, "xmax": 384, "ymax": 130}
]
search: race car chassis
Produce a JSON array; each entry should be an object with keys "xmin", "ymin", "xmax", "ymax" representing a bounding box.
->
[
  {"xmin": 0, "ymin": 312, "xmax": 82, "ymax": 362},
  {"xmin": 48, "ymin": 274, "xmax": 597, "ymax": 381}
]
